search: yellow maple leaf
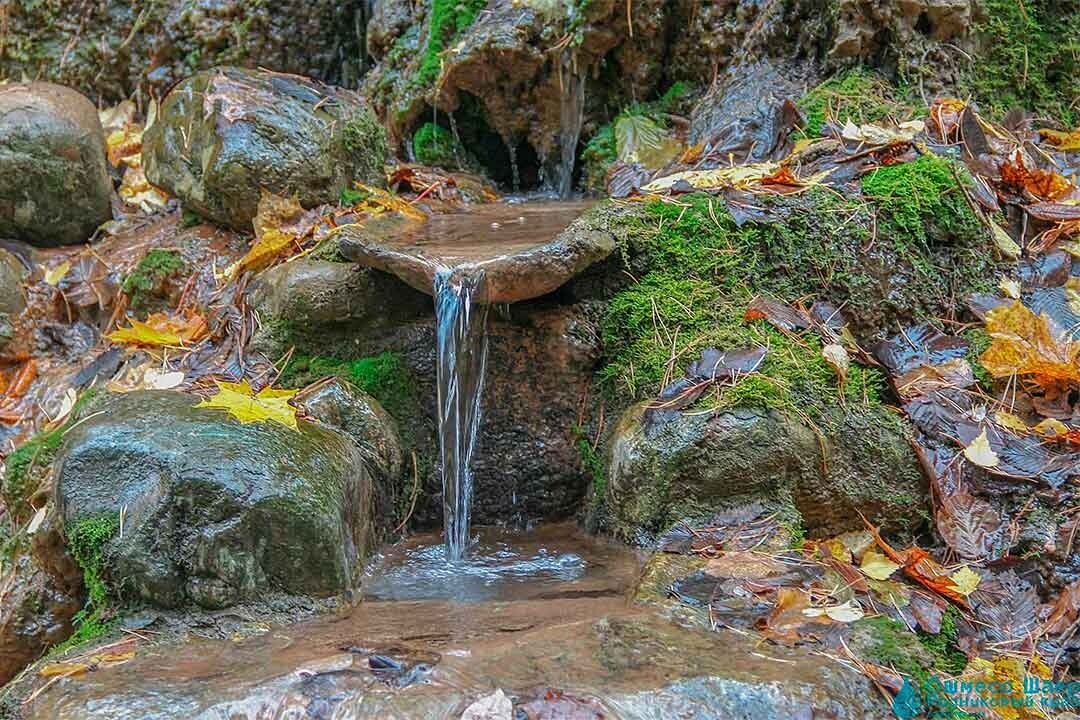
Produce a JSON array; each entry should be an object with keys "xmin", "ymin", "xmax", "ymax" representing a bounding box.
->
[
  {"xmin": 949, "ymin": 565, "xmax": 981, "ymax": 596},
  {"xmin": 107, "ymin": 312, "xmax": 208, "ymax": 348},
  {"xmin": 195, "ymin": 379, "xmax": 299, "ymax": 431},
  {"xmin": 225, "ymin": 191, "xmax": 311, "ymax": 279},
  {"xmin": 859, "ymin": 548, "xmax": 900, "ymax": 580},
  {"xmin": 980, "ymin": 301, "xmax": 1080, "ymax": 385}
]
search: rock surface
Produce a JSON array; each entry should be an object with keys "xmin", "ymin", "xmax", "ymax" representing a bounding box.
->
[
  {"xmin": 0, "ymin": 512, "xmax": 83, "ymax": 686},
  {"xmin": 337, "ymin": 200, "xmax": 612, "ymax": 303},
  {"xmin": 606, "ymin": 402, "xmax": 926, "ymax": 542},
  {"xmin": 0, "ymin": 2, "xmax": 367, "ymax": 103},
  {"xmin": 143, "ymin": 67, "xmax": 387, "ymax": 230},
  {"xmin": 0, "ymin": 83, "xmax": 112, "ymax": 247},
  {"xmin": 54, "ymin": 391, "xmax": 377, "ymax": 610},
  {"xmin": 249, "ymin": 258, "xmax": 604, "ymax": 528}
]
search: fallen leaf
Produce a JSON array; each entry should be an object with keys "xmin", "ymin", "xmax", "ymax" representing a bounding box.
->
[
  {"xmin": 999, "ymin": 277, "xmax": 1021, "ymax": 299},
  {"xmin": 1033, "ymin": 417, "xmax": 1069, "ymax": 436},
  {"xmin": 118, "ymin": 166, "xmax": 169, "ymax": 212},
  {"xmin": 990, "ymin": 224, "xmax": 1021, "ymax": 259},
  {"xmin": 1040, "ymin": 127, "xmax": 1080, "ymax": 152},
  {"xmin": 144, "ymin": 368, "xmax": 185, "ymax": 390},
  {"xmin": 614, "ymin": 113, "xmax": 682, "ymax": 170},
  {"xmin": 803, "ymin": 600, "xmax": 865, "ymax": 623},
  {"xmin": 980, "ymin": 301, "xmax": 1080, "ymax": 385},
  {"xmin": 107, "ymin": 311, "xmax": 208, "ymax": 348},
  {"xmin": 860, "ymin": 549, "xmax": 900, "ymax": 580},
  {"xmin": 26, "ymin": 506, "xmax": 46, "ymax": 534},
  {"xmin": 949, "ymin": 566, "xmax": 981, "ymax": 596},
  {"xmin": 822, "ymin": 343, "xmax": 850, "ymax": 388},
  {"xmin": 935, "ymin": 489, "xmax": 1002, "ymax": 561},
  {"xmin": 993, "ymin": 410, "xmax": 1030, "ymax": 433},
  {"xmin": 194, "ymin": 379, "xmax": 299, "ymax": 431},
  {"xmin": 963, "ymin": 429, "xmax": 999, "ymax": 468},
  {"xmin": 43, "ymin": 260, "xmax": 71, "ymax": 286}
]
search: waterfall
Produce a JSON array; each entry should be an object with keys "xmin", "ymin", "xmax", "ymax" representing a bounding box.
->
[
  {"xmin": 434, "ymin": 266, "xmax": 490, "ymax": 560},
  {"xmin": 556, "ymin": 59, "xmax": 585, "ymax": 198}
]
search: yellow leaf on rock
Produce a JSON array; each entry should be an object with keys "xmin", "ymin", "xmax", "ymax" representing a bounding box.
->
[
  {"xmin": 195, "ymin": 379, "xmax": 299, "ymax": 431},
  {"xmin": 860, "ymin": 548, "xmax": 900, "ymax": 580},
  {"xmin": 949, "ymin": 565, "xmax": 981, "ymax": 596},
  {"xmin": 224, "ymin": 228, "xmax": 297, "ymax": 280},
  {"xmin": 963, "ymin": 429, "xmax": 999, "ymax": 468}
]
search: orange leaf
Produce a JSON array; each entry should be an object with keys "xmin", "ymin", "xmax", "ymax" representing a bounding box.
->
[{"xmin": 979, "ymin": 301, "xmax": 1080, "ymax": 386}]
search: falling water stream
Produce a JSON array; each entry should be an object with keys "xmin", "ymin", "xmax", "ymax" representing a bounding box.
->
[
  {"xmin": 433, "ymin": 266, "xmax": 490, "ymax": 560},
  {"xmin": 556, "ymin": 65, "xmax": 585, "ymax": 198}
]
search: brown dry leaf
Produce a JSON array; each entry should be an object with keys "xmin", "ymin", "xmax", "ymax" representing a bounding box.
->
[
  {"xmin": 118, "ymin": 166, "xmax": 169, "ymax": 212},
  {"xmin": 755, "ymin": 587, "xmax": 832, "ymax": 644},
  {"xmin": 868, "ymin": 525, "xmax": 969, "ymax": 607},
  {"xmin": 107, "ymin": 311, "xmax": 208, "ymax": 348},
  {"xmin": 935, "ymin": 489, "xmax": 1002, "ymax": 561},
  {"xmin": 1043, "ymin": 579, "xmax": 1080, "ymax": 635},
  {"xmin": 105, "ymin": 124, "xmax": 143, "ymax": 167},
  {"xmin": 980, "ymin": 301, "xmax": 1080, "ymax": 385}
]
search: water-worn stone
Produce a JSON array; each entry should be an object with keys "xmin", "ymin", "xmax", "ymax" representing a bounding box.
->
[
  {"xmin": 0, "ymin": 83, "xmax": 112, "ymax": 247},
  {"xmin": 0, "ymin": 248, "xmax": 26, "ymax": 350},
  {"xmin": 337, "ymin": 201, "xmax": 613, "ymax": 303},
  {"xmin": 143, "ymin": 67, "xmax": 388, "ymax": 231},
  {"xmin": 54, "ymin": 391, "xmax": 376, "ymax": 610},
  {"xmin": 0, "ymin": 2, "xmax": 367, "ymax": 103},
  {"xmin": 0, "ymin": 511, "xmax": 83, "ymax": 685},
  {"xmin": 606, "ymin": 402, "xmax": 926, "ymax": 542}
]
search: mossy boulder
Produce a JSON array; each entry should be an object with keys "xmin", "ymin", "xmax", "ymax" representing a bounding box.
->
[
  {"xmin": 53, "ymin": 391, "xmax": 378, "ymax": 610},
  {"xmin": 143, "ymin": 67, "xmax": 388, "ymax": 230},
  {"xmin": 605, "ymin": 402, "xmax": 925, "ymax": 542},
  {"xmin": 0, "ymin": 83, "xmax": 112, "ymax": 247}
]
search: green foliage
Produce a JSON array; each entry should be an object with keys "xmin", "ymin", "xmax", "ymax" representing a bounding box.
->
[
  {"xmin": 55, "ymin": 513, "xmax": 121, "ymax": 654},
  {"xmin": 339, "ymin": 186, "xmax": 372, "ymax": 207},
  {"xmin": 413, "ymin": 122, "xmax": 469, "ymax": 168},
  {"xmin": 581, "ymin": 82, "xmax": 695, "ymax": 192},
  {"xmin": 417, "ymin": 0, "xmax": 488, "ymax": 88},
  {"xmin": 965, "ymin": 0, "xmax": 1080, "ymax": 124},
  {"xmin": 861, "ymin": 155, "xmax": 983, "ymax": 253},
  {"xmin": 796, "ymin": 67, "xmax": 906, "ymax": 137},
  {"xmin": 279, "ymin": 352, "xmax": 413, "ymax": 418},
  {"xmin": 573, "ymin": 424, "xmax": 606, "ymax": 503},
  {"xmin": 121, "ymin": 249, "xmax": 184, "ymax": 309}
]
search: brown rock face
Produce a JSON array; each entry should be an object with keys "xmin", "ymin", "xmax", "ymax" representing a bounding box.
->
[
  {"xmin": 0, "ymin": 83, "xmax": 112, "ymax": 247},
  {"xmin": 0, "ymin": 512, "xmax": 84, "ymax": 685}
]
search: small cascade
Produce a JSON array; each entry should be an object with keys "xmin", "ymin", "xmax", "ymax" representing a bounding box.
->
[
  {"xmin": 555, "ymin": 60, "xmax": 585, "ymax": 198},
  {"xmin": 434, "ymin": 266, "xmax": 491, "ymax": 560}
]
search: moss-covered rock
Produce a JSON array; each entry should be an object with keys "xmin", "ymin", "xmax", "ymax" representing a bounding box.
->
[
  {"xmin": 0, "ymin": 83, "xmax": 112, "ymax": 247},
  {"xmin": 53, "ymin": 391, "xmax": 380, "ymax": 610},
  {"xmin": 605, "ymin": 401, "xmax": 925, "ymax": 542},
  {"xmin": 143, "ymin": 67, "xmax": 388, "ymax": 230},
  {"xmin": 121, "ymin": 249, "xmax": 186, "ymax": 311},
  {"xmin": 412, "ymin": 122, "xmax": 473, "ymax": 169}
]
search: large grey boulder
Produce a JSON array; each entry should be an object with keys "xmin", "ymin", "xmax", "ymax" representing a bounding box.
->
[
  {"xmin": 0, "ymin": 83, "xmax": 112, "ymax": 247},
  {"xmin": 143, "ymin": 67, "xmax": 388, "ymax": 230},
  {"xmin": 54, "ymin": 391, "xmax": 378, "ymax": 610},
  {"xmin": 606, "ymin": 402, "xmax": 926, "ymax": 541}
]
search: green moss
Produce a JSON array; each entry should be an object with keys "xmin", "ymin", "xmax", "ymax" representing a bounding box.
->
[
  {"xmin": 2, "ymin": 389, "xmax": 100, "ymax": 523},
  {"xmin": 416, "ymin": 0, "xmax": 488, "ymax": 88},
  {"xmin": 279, "ymin": 352, "xmax": 413, "ymax": 418},
  {"xmin": 343, "ymin": 111, "xmax": 390, "ymax": 185},
  {"xmin": 964, "ymin": 328, "xmax": 993, "ymax": 388},
  {"xmin": 965, "ymin": 0, "xmax": 1080, "ymax": 124},
  {"xmin": 796, "ymin": 67, "xmax": 907, "ymax": 138},
  {"xmin": 412, "ymin": 122, "xmax": 469, "ymax": 168},
  {"xmin": 861, "ymin": 155, "xmax": 984, "ymax": 253},
  {"xmin": 121, "ymin": 249, "xmax": 184, "ymax": 309},
  {"xmin": 573, "ymin": 424, "xmax": 606, "ymax": 505},
  {"xmin": 54, "ymin": 513, "xmax": 121, "ymax": 655}
]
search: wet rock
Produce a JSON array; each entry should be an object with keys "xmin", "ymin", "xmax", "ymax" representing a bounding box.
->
[
  {"xmin": 297, "ymin": 377, "xmax": 405, "ymax": 486},
  {"xmin": 54, "ymin": 391, "xmax": 376, "ymax": 610},
  {"xmin": 337, "ymin": 201, "xmax": 613, "ymax": 303},
  {"xmin": 606, "ymin": 402, "xmax": 926, "ymax": 542},
  {"xmin": 0, "ymin": 83, "xmax": 112, "ymax": 247},
  {"xmin": 0, "ymin": 2, "xmax": 366, "ymax": 103},
  {"xmin": 367, "ymin": 0, "xmax": 416, "ymax": 60},
  {"xmin": 143, "ymin": 67, "xmax": 388, "ymax": 230},
  {"xmin": 248, "ymin": 258, "xmax": 431, "ymax": 358},
  {"xmin": 0, "ymin": 248, "xmax": 26, "ymax": 350},
  {"xmin": 248, "ymin": 257, "xmax": 603, "ymax": 528},
  {"xmin": 0, "ymin": 511, "xmax": 84, "ymax": 685}
]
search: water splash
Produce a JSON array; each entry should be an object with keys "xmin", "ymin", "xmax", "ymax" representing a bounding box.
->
[{"xmin": 434, "ymin": 266, "xmax": 490, "ymax": 560}]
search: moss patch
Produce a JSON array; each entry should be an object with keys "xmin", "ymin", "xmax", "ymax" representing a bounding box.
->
[
  {"xmin": 413, "ymin": 121, "xmax": 470, "ymax": 169},
  {"xmin": 796, "ymin": 67, "xmax": 910, "ymax": 138},
  {"xmin": 597, "ymin": 176, "xmax": 994, "ymax": 411},
  {"xmin": 279, "ymin": 352, "xmax": 413, "ymax": 419},
  {"xmin": 121, "ymin": 249, "xmax": 184, "ymax": 310},
  {"xmin": 54, "ymin": 513, "xmax": 121, "ymax": 654},
  {"xmin": 964, "ymin": 0, "xmax": 1080, "ymax": 124},
  {"xmin": 416, "ymin": 0, "xmax": 488, "ymax": 88},
  {"xmin": 963, "ymin": 327, "xmax": 993, "ymax": 388},
  {"xmin": 1, "ymin": 390, "xmax": 99, "ymax": 523},
  {"xmin": 342, "ymin": 110, "xmax": 390, "ymax": 185}
]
